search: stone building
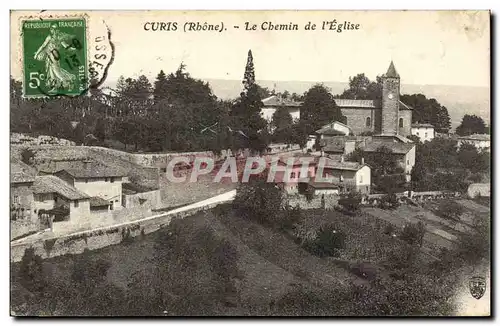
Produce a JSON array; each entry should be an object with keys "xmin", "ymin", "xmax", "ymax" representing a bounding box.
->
[
  {"xmin": 411, "ymin": 123, "xmax": 435, "ymax": 143},
  {"xmin": 334, "ymin": 61, "xmax": 413, "ymax": 136},
  {"xmin": 260, "ymin": 61, "xmax": 413, "ymax": 137}
]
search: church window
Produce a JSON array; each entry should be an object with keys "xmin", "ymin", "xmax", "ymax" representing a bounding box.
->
[
  {"xmin": 366, "ymin": 117, "xmax": 371, "ymax": 127},
  {"xmin": 399, "ymin": 118, "xmax": 404, "ymax": 128}
]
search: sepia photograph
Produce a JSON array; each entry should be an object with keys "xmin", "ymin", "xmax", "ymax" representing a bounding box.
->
[{"xmin": 9, "ymin": 10, "xmax": 491, "ymax": 317}]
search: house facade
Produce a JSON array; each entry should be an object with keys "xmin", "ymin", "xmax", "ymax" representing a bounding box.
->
[
  {"xmin": 261, "ymin": 95, "xmax": 301, "ymax": 123},
  {"xmin": 32, "ymin": 175, "xmax": 91, "ymax": 229},
  {"xmin": 54, "ymin": 162, "xmax": 125, "ymax": 210},
  {"xmin": 316, "ymin": 157, "xmax": 371, "ymax": 194},
  {"xmin": 411, "ymin": 123, "xmax": 435, "ymax": 143}
]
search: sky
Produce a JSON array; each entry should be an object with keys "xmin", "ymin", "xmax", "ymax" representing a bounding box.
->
[{"xmin": 10, "ymin": 10, "xmax": 490, "ymax": 88}]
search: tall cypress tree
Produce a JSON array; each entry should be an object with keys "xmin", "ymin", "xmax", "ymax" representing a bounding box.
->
[{"xmin": 242, "ymin": 50, "xmax": 255, "ymax": 92}]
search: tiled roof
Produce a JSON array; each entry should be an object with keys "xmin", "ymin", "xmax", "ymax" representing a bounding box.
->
[
  {"xmin": 56, "ymin": 162, "xmax": 125, "ymax": 179},
  {"xmin": 399, "ymin": 101, "xmax": 413, "ymax": 110},
  {"xmin": 363, "ymin": 141, "xmax": 415, "ymax": 155},
  {"xmin": 321, "ymin": 158, "xmax": 367, "ymax": 171},
  {"xmin": 32, "ymin": 175, "xmax": 89, "ymax": 200},
  {"xmin": 89, "ymin": 196, "xmax": 110, "ymax": 207},
  {"xmin": 309, "ymin": 182, "xmax": 340, "ymax": 190},
  {"xmin": 11, "ymin": 172, "xmax": 35, "ymax": 184},
  {"xmin": 412, "ymin": 123, "xmax": 434, "ymax": 128},
  {"xmin": 10, "ymin": 160, "xmax": 36, "ymax": 184},
  {"xmin": 262, "ymin": 95, "xmax": 302, "ymax": 107},
  {"xmin": 458, "ymin": 134, "xmax": 490, "ymax": 141},
  {"xmin": 316, "ymin": 126, "xmax": 347, "ymax": 136},
  {"xmin": 334, "ymin": 99, "xmax": 378, "ymax": 108}
]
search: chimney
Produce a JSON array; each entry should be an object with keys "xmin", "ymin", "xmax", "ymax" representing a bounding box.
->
[{"xmin": 361, "ymin": 157, "xmax": 365, "ymax": 165}]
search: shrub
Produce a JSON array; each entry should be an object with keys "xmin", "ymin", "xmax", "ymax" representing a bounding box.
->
[
  {"xmin": 21, "ymin": 148, "xmax": 35, "ymax": 165},
  {"xmin": 18, "ymin": 247, "xmax": 46, "ymax": 293},
  {"xmin": 303, "ymin": 224, "xmax": 346, "ymax": 258},
  {"xmin": 379, "ymin": 193, "xmax": 399, "ymax": 210},
  {"xmin": 233, "ymin": 173, "xmax": 285, "ymax": 225},
  {"xmin": 399, "ymin": 222, "xmax": 426, "ymax": 247},
  {"xmin": 338, "ymin": 191, "xmax": 362, "ymax": 214}
]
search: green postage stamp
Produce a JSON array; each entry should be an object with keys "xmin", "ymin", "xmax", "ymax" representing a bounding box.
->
[{"xmin": 21, "ymin": 17, "xmax": 88, "ymax": 97}]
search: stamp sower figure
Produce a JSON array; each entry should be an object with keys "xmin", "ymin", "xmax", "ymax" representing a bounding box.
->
[{"xmin": 34, "ymin": 24, "xmax": 77, "ymax": 93}]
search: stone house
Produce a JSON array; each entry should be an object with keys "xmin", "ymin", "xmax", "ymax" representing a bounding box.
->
[
  {"xmin": 316, "ymin": 156, "xmax": 371, "ymax": 194},
  {"xmin": 32, "ymin": 175, "xmax": 91, "ymax": 229},
  {"xmin": 260, "ymin": 95, "xmax": 301, "ymax": 124},
  {"xmin": 53, "ymin": 161, "xmax": 126, "ymax": 211}
]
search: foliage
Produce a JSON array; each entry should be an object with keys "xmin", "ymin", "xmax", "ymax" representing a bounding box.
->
[
  {"xmin": 337, "ymin": 191, "xmax": 362, "ymax": 213},
  {"xmin": 21, "ymin": 148, "xmax": 35, "ymax": 165},
  {"xmin": 336, "ymin": 73, "xmax": 382, "ymax": 101},
  {"xmin": 18, "ymin": 247, "xmax": 46, "ymax": 293},
  {"xmin": 399, "ymin": 222, "xmax": 426, "ymax": 247},
  {"xmin": 233, "ymin": 172, "xmax": 285, "ymax": 225},
  {"xmin": 300, "ymin": 84, "xmax": 344, "ymax": 134},
  {"xmin": 400, "ymin": 94, "xmax": 451, "ymax": 133},
  {"xmin": 379, "ymin": 193, "xmax": 399, "ymax": 209},
  {"xmin": 456, "ymin": 114, "xmax": 487, "ymax": 136},
  {"xmin": 455, "ymin": 216, "xmax": 490, "ymax": 265},
  {"xmin": 303, "ymin": 224, "xmax": 346, "ymax": 258}
]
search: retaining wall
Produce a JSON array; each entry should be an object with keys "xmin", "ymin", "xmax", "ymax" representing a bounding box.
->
[{"xmin": 10, "ymin": 200, "xmax": 228, "ymax": 263}]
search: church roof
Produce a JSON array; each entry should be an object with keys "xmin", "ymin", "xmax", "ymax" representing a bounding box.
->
[
  {"xmin": 385, "ymin": 61, "xmax": 400, "ymax": 78},
  {"xmin": 334, "ymin": 99, "xmax": 377, "ymax": 108}
]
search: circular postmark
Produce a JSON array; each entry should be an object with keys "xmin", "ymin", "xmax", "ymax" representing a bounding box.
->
[{"xmin": 20, "ymin": 14, "xmax": 114, "ymax": 98}]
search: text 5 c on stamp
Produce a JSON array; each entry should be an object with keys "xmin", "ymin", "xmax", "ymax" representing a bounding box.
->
[{"xmin": 22, "ymin": 18, "xmax": 88, "ymax": 97}]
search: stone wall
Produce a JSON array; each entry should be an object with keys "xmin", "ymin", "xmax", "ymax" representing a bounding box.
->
[
  {"xmin": 11, "ymin": 145, "xmax": 160, "ymax": 190},
  {"xmin": 286, "ymin": 194, "xmax": 338, "ymax": 210},
  {"xmin": 340, "ymin": 108, "xmax": 380, "ymax": 135},
  {"xmin": 10, "ymin": 200, "xmax": 227, "ymax": 263},
  {"xmin": 11, "ymin": 220, "xmax": 40, "ymax": 240},
  {"xmin": 123, "ymin": 189, "xmax": 161, "ymax": 210}
]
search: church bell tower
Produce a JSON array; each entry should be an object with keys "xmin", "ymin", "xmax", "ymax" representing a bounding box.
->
[{"xmin": 381, "ymin": 61, "xmax": 400, "ymax": 135}]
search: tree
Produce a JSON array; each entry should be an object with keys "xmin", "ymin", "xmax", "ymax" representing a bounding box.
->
[
  {"xmin": 271, "ymin": 107, "xmax": 293, "ymax": 131},
  {"xmin": 337, "ymin": 191, "xmax": 362, "ymax": 214},
  {"xmin": 337, "ymin": 73, "xmax": 382, "ymax": 101},
  {"xmin": 233, "ymin": 172, "xmax": 285, "ymax": 225},
  {"xmin": 400, "ymin": 94, "xmax": 451, "ymax": 133},
  {"xmin": 21, "ymin": 148, "xmax": 35, "ymax": 166},
  {"xmin": 457, "ymin": 142, "xmax": 488, "ymax": 173},
  {"xmin": 456, "ymin": 114, "xmax": 487, "ymax": 136},
  {"xmin": 301, "ymin": 84, "xmax": 344, "ymax": 134},
  {"xmin": 18, "ymin": 247, "xmax": 46, "ymax": 293},
  {"xmin": 231, "ymin": 50, "xmax": 269, "ymax": 153},
  {"xmin": 366, "ymin": 146, "xmax": 400, "ymax": 176},
  {"xmin": 153, "ymin": 70, "xmax": 168, "ymax": 102},
  {"xmin": 242, "ymin": 50, "xmax": 255, "ymax": 91}
]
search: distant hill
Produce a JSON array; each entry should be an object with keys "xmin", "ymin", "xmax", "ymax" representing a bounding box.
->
[{"xmin": 103, "ymin": 78, "xmax": 490, "ymax": 130}]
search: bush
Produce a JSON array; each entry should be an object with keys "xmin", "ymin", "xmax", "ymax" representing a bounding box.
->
[
  {"xmin": 21, "ymin": 148, "xmax": 35, "ymax": 165},
  {"xmin": 399, "ymin": 222, "xmax": 426, "ymax": 247},
  {"xmin": 233, "ymin": 173, "xmax": 285, "ymax": 225},
  {"xmin": 303, "ymin": 224, "xmax": 346, "ymax": 258},
  {"xmin": 18, "ymin": 247, "xmax": 46, "ymax": 293},
  {"xmin": 379, "ymin": 193, "xmax": 399, "ymax": 210},
  {"xmin": 338, "ymin": 191, "xmax": 362, "ymax": 214}
]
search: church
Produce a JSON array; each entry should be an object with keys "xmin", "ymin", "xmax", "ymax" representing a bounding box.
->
[{"xmin": 261, "ymin": 61, "xmax": 413, "ymax": 137}]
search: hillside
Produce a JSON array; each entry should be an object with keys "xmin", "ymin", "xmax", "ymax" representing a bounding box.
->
[{"xmin": 11, "ymin": 197, "xmax": 489, "ymax": 316}]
